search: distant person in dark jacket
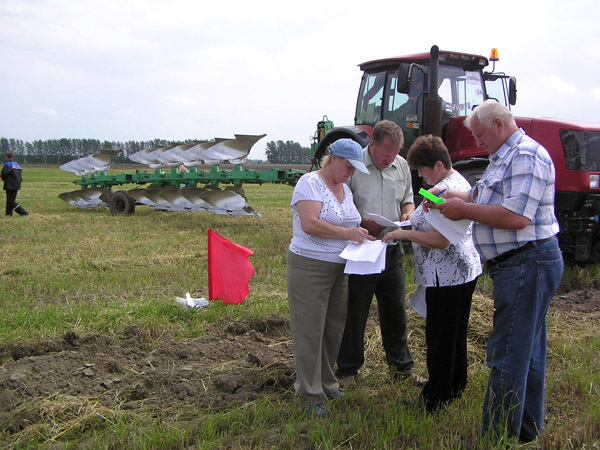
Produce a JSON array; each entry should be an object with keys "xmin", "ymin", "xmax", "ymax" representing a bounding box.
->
[{"xmin": 1, "ymin": 152, "xmax": 29, "ymax": 216}]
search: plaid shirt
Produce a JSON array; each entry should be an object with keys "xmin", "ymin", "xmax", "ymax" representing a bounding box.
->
[
  {"xmin": 347, "ymin": 147, "xmax": 414, "ymax": 239},
  {"xmin": 471, "ymin": 129, "xmax": 559, "ymax": 261}
]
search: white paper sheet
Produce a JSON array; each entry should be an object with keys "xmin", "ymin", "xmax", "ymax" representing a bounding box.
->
[
  {"xmin": 423, "ymin": 209, "xmax": 471, "ymax": 245},
  {"xmin": 340, "ymin": 240, "xmax": 386, "ymax": 262},
  {"xmin": 409, "ymin": 285, "xmax": 427, "ymax": 318},
  {"xmin": 340, "ymin": 240, "xmax": 387, "ymax": 275}
]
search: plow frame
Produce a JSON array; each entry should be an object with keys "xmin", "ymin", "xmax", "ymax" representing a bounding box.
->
[{"xmin": 73, "ymin": 165, "xmax": 306, "ymax": 190}]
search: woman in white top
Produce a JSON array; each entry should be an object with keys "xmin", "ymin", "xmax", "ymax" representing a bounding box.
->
[
  {"xmin": 383, "ymin": 135, "xmax": 482, "ymax": 412},
  {"xmin": 287, "ymin": 139, "xmax": 373, "ymax": 417}
]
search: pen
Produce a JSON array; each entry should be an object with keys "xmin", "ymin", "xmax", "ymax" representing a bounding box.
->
[{"xmin": 437, "ymin": 188, "xmax": 447, "ymax": 197}]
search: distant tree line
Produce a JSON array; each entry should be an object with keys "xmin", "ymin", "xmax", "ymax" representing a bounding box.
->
[
  {"xmin": 265, "ymin": 140, "xmax": 312, "ymax": 164},
  {"xmin": 0, "ymin": 137, "xmax": 312, "ymax": 165},
  {"xmin": 0, "ymin": 137, "xmax": 204, "ymax": 164}
]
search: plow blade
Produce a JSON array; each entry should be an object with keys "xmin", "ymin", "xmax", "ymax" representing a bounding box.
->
[
  {"xmin": 159, "ymin": 187, "xmax": 197, "ymax": 211},
  {"xmin": 58, "ymin": 187, "xmax": 111, "ymax": 208},
  {"xmin": 200, "ymin": 134, "xmax": 266, "ymax": 164},
  {"xmin": 59, "ymin": 150, "xmax": 120, "ymax": 175},
  {"xmin": 59, "ymin": 186, "xmax": 260, "ymax": 216},
  {"xmin": 126, "ymin": 188, "xmax": 162, "ymax": 208},
  {"xmin": 138, "ymin": 187, "xmax": 185, "ymax": 212},
  {"xmin": 127, "ymin": 134, "xmax": 266, "ymax": 168},
  {"xmin": 193, "ymin": 186, "xmax": 260, "ymax": 216},
  {"xmin": 159, "ymin": 144, "xmax": 198, "ymax": 166},
  {"xmin": 178, "ymin": 140, "xmax": 227, "ymax": 167},
  {"xmin": 178, "ymin": 187, "xmax": 224, "ymax": 213},
  {"xmin": 128, "ymin": 145, "xmax": 178, "ymax": 168},
  {"xmin": 126, "ymin": 186, "xmax": 261, "ymax": 216}
]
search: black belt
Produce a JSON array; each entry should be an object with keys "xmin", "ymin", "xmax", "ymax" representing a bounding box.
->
[{"xmin": 487, "ymin": 236, "xmax": 555, "ymax": 267}]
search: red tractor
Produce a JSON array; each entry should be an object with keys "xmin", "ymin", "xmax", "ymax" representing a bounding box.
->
[{"xmin": 312, "ymin": 45, "xmax": 600, "ymax": 262}]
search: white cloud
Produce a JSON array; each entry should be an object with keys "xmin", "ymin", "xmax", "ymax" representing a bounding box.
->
[
  {"xmin": 538, "ymin": 76, "xmax": 577, "ymax": 95},
  {"xmin": 33, "ymin": 108, "xmax": 59, "ymax": 119},
  {"xmin": 163, "ymin": 95, "xmax": 198, "ymax": 107}
]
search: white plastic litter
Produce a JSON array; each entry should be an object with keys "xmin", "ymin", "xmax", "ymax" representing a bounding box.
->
[{"xmin": 175, "ymin": 292, "xmax": 209, "ymax": 308}]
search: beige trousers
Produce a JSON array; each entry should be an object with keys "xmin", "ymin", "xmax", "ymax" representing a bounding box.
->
[{"xmin": 286, "ymin": 251, "xmax": 348, "ymax": 405}]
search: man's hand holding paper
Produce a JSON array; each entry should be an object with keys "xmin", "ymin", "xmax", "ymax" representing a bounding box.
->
[
  {"xmin": 360, "ymin": 217, "xmax": 386, "ymax": 237},
  {"xmin": 363, "ymin": 211, "xmax": 403, "ymax": 228}
]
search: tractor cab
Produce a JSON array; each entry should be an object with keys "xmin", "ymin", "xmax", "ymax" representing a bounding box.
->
[{"xmin": 354, "ymin": 49, "xmax": 514, "ymax": 157}]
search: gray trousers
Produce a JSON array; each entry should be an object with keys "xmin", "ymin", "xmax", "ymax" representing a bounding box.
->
[{"xmin": 286, "ymin": 251, "xmax": 348, "ymax": 405}]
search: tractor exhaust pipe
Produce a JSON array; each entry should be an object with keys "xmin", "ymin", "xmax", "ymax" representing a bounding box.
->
[{"xmin": 423, "ymin": 45, "xmax": 443, "ymax": 137}]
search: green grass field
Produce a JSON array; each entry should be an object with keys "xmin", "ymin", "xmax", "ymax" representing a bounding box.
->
[{"xmin": 0, "ymin": 167, "xmax": 599, "ymax": 449}]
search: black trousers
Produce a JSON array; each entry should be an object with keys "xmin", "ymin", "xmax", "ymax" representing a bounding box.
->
[
  {"xmin": 336, "ymin": 245, "xmax": 413, "ymax": 377},
  {"xmin": 421, "ymin": 278, "xmax": 478, "ymax": 411},
  {"xmin": 5, "ymin": 189, "xmax": 27, "ymax": 216}
]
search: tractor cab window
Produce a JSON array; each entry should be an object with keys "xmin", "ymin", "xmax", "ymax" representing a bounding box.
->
[
  {"xmin": 439, "ymin": 66, "xmax": 486, "ymax": 116},
  {"xmin": 382, "ymin": 70, "xmax": 424, "ymax": 128},
  {"xmin": 485, "ymin": 73, "xmax": 516, "ymax": 108},
  {"xmin": 356, "ymin": 72, "xmax": 386, "ymax": 125}
]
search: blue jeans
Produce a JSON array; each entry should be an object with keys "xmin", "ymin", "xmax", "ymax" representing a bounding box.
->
[{"xmin": 482, "ymin": 237, "xmax": 563, "ymax": 442}]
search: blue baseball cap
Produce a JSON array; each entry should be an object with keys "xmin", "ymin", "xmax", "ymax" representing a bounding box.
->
[{"xmin": 329, "ymin": 139, "xmax": 369, "ymax": 174}]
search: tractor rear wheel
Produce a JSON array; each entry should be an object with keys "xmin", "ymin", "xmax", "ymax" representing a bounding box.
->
[
  {"xmin": 110, "ymin": 190, "xmax": 136, "ymax": 215},
  {"xmin": 459, "ymin": 168, "xmax": 485, "ymax": 187}
]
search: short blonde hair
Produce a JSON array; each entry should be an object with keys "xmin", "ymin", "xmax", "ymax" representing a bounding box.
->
[{"xmin": 320, "ymin": 153, "xmax": 333, "ymax": 168}]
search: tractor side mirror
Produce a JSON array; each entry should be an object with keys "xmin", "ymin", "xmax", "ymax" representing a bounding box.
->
[
  {"xmin": 397, "ymin": 63, "xmax": 410, "ymax": 94},
  {"xmin": 509, "ymin": 76, "xmax": 517, "ymax": 105}
]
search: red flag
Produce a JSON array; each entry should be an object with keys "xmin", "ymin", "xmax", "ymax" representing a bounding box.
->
[{"xmin": 208, "ymin": 229, "xmax": 255, "ymax": 304}]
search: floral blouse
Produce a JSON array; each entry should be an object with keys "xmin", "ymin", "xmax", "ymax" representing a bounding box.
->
[{"xmin": 410, "ymin": 171, "xmax": 482, "ymax": 287}]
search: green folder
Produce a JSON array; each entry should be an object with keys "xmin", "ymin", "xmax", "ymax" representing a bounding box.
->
[{"xmin": 419, "ymin": 188, "xmax": 445, "ymax": 204}]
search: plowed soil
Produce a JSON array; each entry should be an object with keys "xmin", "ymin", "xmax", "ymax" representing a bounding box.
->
[
  {"xmin": 0, "ymin": 284, "xmax": 598, "ymax": 438},
  {"xmin": 0, "ymin": 316, "xmax": 295, "ymax": 435}
]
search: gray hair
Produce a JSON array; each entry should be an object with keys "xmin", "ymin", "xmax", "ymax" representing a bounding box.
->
[{"xmin": 465, "ymin": 99, "xmax": 514, "ymax": 130}]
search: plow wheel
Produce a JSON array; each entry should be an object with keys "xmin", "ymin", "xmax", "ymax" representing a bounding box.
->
[{"xmin": 110, "ymin": 190, "xmax": 136, "ymax": 215}]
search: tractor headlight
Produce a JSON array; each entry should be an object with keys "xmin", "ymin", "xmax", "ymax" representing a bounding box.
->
[{"xmin": 591, "ymin": 174, "xmax": 600, "ymax": 189}]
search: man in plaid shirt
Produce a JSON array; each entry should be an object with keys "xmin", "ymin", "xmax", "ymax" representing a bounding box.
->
[{"xmin": 431, "ymin": 100, "xmax": 564, "ymax": 444}]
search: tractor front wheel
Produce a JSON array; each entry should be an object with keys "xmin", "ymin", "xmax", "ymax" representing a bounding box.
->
[{"xmin": 109, "ymin": 190, "xmax": 136, "ymax": 215}]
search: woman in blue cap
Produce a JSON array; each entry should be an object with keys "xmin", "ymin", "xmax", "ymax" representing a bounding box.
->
[{"xmin": 287, "ymin": 138, "xmax": 372, "ymax": 417}]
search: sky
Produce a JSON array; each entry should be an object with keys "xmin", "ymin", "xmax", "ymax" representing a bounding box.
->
[{"xmin": 1, "ymin": 0, "xmax": 599, "ymax": 160}]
